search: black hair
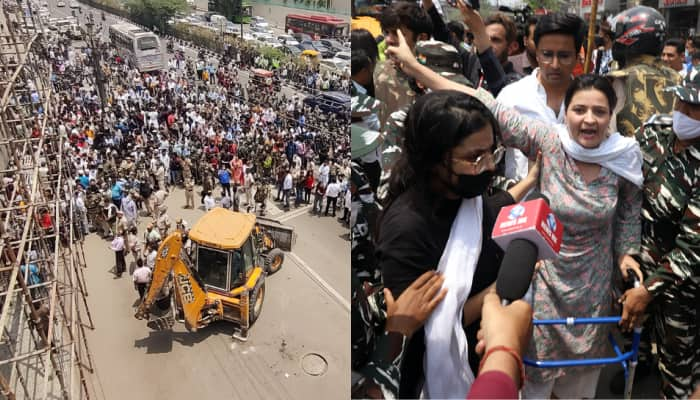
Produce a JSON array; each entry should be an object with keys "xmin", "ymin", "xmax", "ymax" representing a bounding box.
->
[
  {"xmin": 351, "ymin": 29, "xmax": 378, "ymax": 63},
  {"xmin": 564, "ymin": 74, "xmax": 617, "ymax": 114},
  {"xmin": 384, "ymin": 91, "xmax": 500, "ymax": 208},
  {"xmin": 447, "ymin": 21, "xmax": 465, "ymax": 43},
  {"xmin": 665, "ymin": 38, "xmax": 685, "ymax": 56},
  {"xmin": 692, "ymin": 51, "xmax": 700, "ymax": 62},
  {"xmin": 351, "ymin": 48, "xmax": 374, "ymax": 76},
  {"xmin": 534, "ymin": 13, "xmax": 585, "ymax": 52},
  {"xmin": 380, "ymin": 2, "xmax": 433, "ymax": 39}
]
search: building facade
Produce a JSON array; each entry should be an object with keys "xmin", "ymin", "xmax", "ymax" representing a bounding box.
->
[{"xmin": 250, "ymin": 0, "xmax": 350, "ymax": 28}]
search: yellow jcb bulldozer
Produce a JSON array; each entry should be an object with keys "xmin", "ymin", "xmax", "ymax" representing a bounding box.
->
[{"xmin": 134, "ymin": 208, "xmax": 295, "ymax": 341}]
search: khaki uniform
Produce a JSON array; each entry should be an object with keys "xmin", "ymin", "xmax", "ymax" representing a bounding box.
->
[{"xmin": 184, "ymin": 178, "xmax": 195, "ymax": 208}]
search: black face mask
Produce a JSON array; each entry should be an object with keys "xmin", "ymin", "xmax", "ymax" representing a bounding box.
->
[{"xmin": 447, "ymin": 171, "xmax": 493, "ymax": 199}]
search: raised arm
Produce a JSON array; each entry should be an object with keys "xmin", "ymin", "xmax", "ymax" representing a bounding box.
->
[{"xmin": 386, "ymin": 31, "xmax": 557, "ymax": 159}]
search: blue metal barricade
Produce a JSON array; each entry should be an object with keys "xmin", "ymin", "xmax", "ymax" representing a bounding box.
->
[{"xmin": 523, "ymin": 317, "xmax": 642, "ymax": 399}]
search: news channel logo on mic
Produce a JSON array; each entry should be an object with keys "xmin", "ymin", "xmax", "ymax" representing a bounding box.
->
[
  {"xmin": 546, "ymin": 213, "xmax": 557, "ymax": 232},
  {"xmin": 508, "ymin": 205, "xmax": 525, "ymax": 220}
]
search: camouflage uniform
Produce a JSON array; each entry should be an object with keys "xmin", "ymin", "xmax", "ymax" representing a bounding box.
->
[
  {"xmin": 351, "ymin": 271, "xmax": 407, "ymax": 399},
  {"xmin": 608, "ymin": 55, "xmax": 680, "ymax": 137},
  {"xmin": 634, "ymin": 83, "xmax": 700, "ymax": 397},
  {"xmin": 373, "ymin": 60, "xmax": 417, "ymax": 128},
  {"xmin": 351, "ymin": 161, "xmax": 381, "ymax": 284}
]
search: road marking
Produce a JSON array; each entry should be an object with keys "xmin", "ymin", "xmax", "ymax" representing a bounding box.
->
[
  {"xmin": 288, "ymin": 252, "xmax": 349, "ymax": 313},
  {"xmin": 277, "ymin": 205, "xmax": 312, "ymax": 222}
]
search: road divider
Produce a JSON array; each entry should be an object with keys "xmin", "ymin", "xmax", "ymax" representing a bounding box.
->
[{"xmin": 288, "ymin": 252, "xmax": 349, "ymax": 313}]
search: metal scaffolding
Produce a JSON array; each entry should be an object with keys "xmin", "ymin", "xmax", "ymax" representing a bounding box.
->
[{"xmin": 0, "ymin": 3, "xmax": 95, "ymax": 399}]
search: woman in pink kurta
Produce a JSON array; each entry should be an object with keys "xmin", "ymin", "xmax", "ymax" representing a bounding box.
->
[{"xmin": 472, "ymin": 85, "xmax": 642, "ymax": 389}]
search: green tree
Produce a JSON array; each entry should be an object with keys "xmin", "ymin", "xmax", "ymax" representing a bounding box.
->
[
  {"xmin": 526, "ymin": 0, "xmax": 562, "ymax": 12},
  {"xmin": 125, "ymin": 0, "xmax": 187, "ymax": 32}
]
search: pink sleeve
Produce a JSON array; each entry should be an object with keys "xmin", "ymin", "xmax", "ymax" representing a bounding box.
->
[{"xmin": 466, "ymin": 371, "xmax": 518, "ymax": 399}]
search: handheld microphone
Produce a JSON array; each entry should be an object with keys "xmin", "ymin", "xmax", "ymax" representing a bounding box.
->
[{"xmin": 492, "ymin": 192, "xmax": 563, "ymax": 304}]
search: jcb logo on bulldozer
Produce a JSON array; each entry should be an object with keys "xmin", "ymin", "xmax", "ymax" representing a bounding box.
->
[{"xmin": 177, "ymin": 273, "xmax": 195, "ymax": 304}]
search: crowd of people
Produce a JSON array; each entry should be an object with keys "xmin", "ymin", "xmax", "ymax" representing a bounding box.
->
[
  {"xmin": 351, "ymin": 1, "xmax": 698, "ymax": 398},
  {"xmin": 7, "ymin": 17, "xmax": 351, "ymax": 314}
]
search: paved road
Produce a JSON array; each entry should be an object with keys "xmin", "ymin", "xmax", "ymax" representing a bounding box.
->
[
  {"xmin": 80, "ymin": 186, "xmax": 349, "ymax": 400},
  {"xmin": 41, "ymin": 3, "xmax": 349, "ymax": 399}
]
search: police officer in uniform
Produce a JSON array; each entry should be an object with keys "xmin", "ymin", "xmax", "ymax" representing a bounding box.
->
[
  {"xmin": 618, "ymin": 74, "xmax": 700, "ymax": 398},
  {"xmin": 608, "ymin": 6, "xmax": 681, "ymax": 138}
]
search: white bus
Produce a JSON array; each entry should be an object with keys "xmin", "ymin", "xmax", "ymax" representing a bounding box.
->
[{"xmin": 108, "ymin": 22, "xmax": 163, "ymax": 72}]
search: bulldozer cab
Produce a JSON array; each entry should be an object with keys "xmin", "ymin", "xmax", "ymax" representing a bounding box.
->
[
  {"xmin": 187, "ymin": 208, "xmax": 261, "ymax": 292},
  {"xmin": 191, "ymin": 236, "xmax": 259, "ymax": 292}
]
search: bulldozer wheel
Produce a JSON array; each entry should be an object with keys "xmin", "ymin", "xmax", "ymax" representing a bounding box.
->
[
  {"xmin": 250, "ymin": 281, "xmax": 265, "ymax": 325},
  {"xmin": 265, "ymin": 248, "xmax": 284, "ymax": 275}
]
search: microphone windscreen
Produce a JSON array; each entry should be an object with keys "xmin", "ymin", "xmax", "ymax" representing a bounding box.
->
[{"xmin": 496, "ymin": 238, "xmax": 538, "ymax": 302}]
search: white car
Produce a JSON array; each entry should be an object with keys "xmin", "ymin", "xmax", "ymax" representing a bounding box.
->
[
  {"xmin": 334, "ymin": 51, "xmax": 350, "ymax": 62},
  {"xmin": 56, "ymin": 1, "xmax": 65, "ymax": 6},
  {"xmin": 277, "ymin": 34, "xmax": 299, "ymax": 46},
  {"xmin": 319, "ymin": 58, "xmax": 349, "ymax": 75},
  {"xmin": 258, "ymin": 36, "xmax": 282, "ymax": 48},
  {"xmin": 69, "ymin": 1, "xmax": 79, "ymax": 8},
  {"xmin": 241, "ymin": 33, "xmax": 256, "ymax": 42}
]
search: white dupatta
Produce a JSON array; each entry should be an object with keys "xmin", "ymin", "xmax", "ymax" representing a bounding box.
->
[{"xmin": 423, "ymin": 196, "xmax": 482, "ymax": 398}]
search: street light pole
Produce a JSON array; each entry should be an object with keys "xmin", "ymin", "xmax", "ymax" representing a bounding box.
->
[{"xmin": 84, "ymin": 12, "xmax": 107, "ymax": 109}]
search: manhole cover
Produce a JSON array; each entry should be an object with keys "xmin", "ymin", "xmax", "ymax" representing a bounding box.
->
[{"xmin": 301, "ymin": 353, "xmax": 328, "ymax": 376}]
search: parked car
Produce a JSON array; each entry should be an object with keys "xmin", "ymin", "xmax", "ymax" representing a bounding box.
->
[
  {"xmin": 56, "ymin": 1, "xmax": 65, "ymax": 6},
  {"xmin": 277, "ymin": 34, "xmax": 299, "ymax": 46},
  {"xmin": 251, "ymin": 16, "xmax": 266, "ymax": 24},
  {"xmin": 334, "ymin": 51, "xmax": 350, "ymax": 62},
  {"xmin": 319, "ymin": 38, "xmax": 344, "ymax": 53},
  {"xmin": 299, "ymin": 40, "xmax": 330, "ymax": 57},
  {"xmin": 296, "ymin": 41, "xmax": 315, "ymax": 51},
  {"xmin": 303, "ymin": 91, "xmax": 350, "ymax": 115},
  {"xmin": 311, "ymin": 40, "xmax": 333, "ymax": 58},
  {"xmin": 258, "ymin": 36, "xmax": 282, "ymax": 48},
  {"xmin": 292, "ymin": 32, "xmax": 313, "ymax": 43},
  {"xmin": 282, "ymin": 45, "xmax": 301, "ymax": 56},
  {"xmin": 69, "ymin": 0, "xmax": 79, "ymax": 8},
  {"xmin": 319, "ymin": 59, "xmax": 349, "ymax": 76}
]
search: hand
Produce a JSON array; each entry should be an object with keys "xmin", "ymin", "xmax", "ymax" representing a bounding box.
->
[
  {"xmin": 421, "ymin": 0, "xmax": 435, "ymax": 10},
  {"xmin": 384, "ymin": 29, "xmax": 419, "ymax": 74},
  {"xmin": 525, "ymin": 151, "xmax": 542, "ymax": 185},
  {"xmin": 475, "ymin": 290, "xmax": 532, "ymax": 356},
  {"xmin": 618, "ymin": 254, "xmax": 643, "ymax": 282},
  {"xmin": 383, "ymin": 271, "xmax": 448, "ymax": 337},
  {"xmin": 456, "ymin": 0, "xmax": 484, "ymax": 30},
  {"xmin": 619, "ymin": 285, "xmax": 652, "ymax": 332}
]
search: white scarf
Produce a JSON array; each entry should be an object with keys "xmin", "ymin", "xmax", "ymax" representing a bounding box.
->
[
  {"xmin": 424, "ymin": 197, "xmax": 481, "ymax": 399},
  {"xmin": 557, "ymin": 125, "xmax": 644, "ymax": 188}
]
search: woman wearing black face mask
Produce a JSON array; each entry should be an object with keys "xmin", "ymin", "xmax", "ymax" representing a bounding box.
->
[{"xmin": 375, "ymin": 91, "xmax": 539, "ymax": 398}]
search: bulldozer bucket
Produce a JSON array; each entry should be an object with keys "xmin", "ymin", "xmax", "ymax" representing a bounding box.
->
[{"xmin": 256, "ymin": 217, "xmax": 296, "ymax": 252}]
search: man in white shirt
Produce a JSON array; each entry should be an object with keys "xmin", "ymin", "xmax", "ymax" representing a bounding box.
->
[
  {"xmin": 324, "ymin": 179, "xmax": 340, "ymax": 217},
  {"xmin": 496, "ymin": 14, "xmax": 582, "ymax": 181},
  {"xmin": 133, "ymin": 258, "xmax": 152, "ymax": 300},
  {"xmin": 318, "ymin": 160, "xmax": 330, "ymax": 187},
  {"xmin": 282, "ymin": 170, "xmax": 293, "ymax": 209},
  {"xmin": 203, "ymin": 191, "xmax": 216, "ymax": 211}
]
